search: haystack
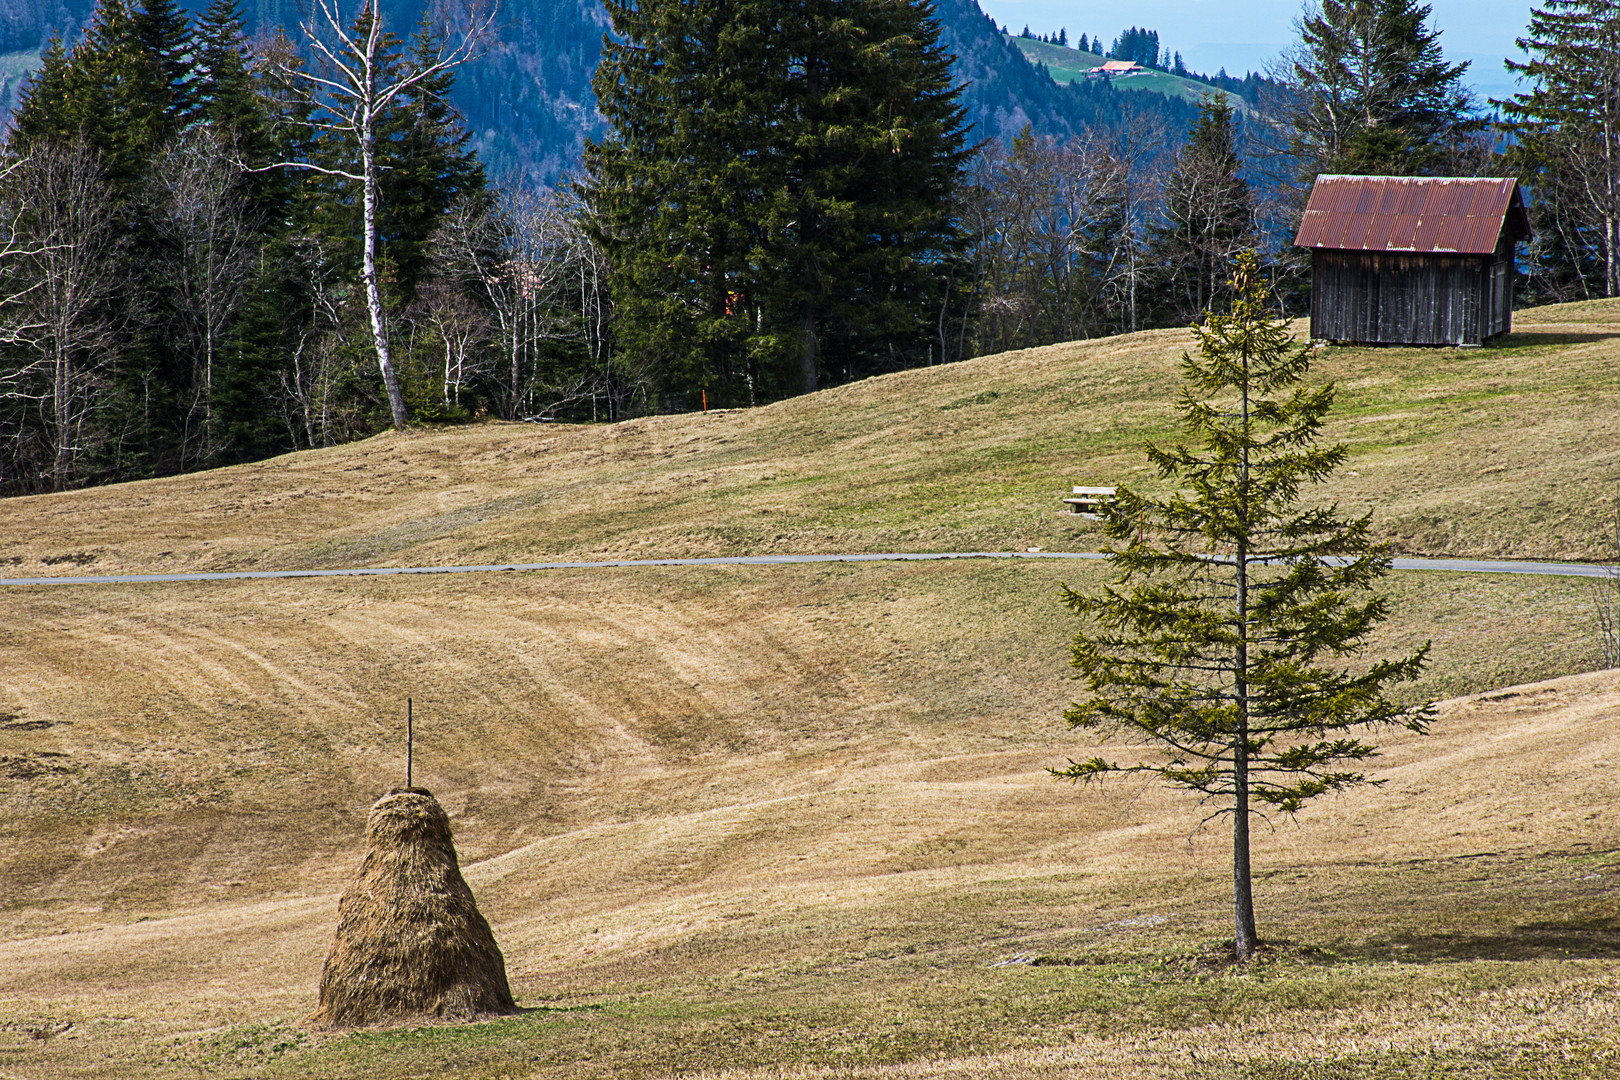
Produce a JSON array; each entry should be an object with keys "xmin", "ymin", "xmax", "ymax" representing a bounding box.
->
[{"xmin": 309, "ymin": 787, "xmax": 516, "ymax": 1028}]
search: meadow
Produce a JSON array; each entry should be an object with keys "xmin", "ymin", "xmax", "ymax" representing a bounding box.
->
[{"xmin": 2, "ymin": 300, "xmax": 1618, "ymax": 1078}]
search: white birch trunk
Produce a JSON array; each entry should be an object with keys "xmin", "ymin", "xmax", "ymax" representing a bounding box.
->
[{"xmin": 359, "ymin": 42, "xmax": 410, "ymax": 430}]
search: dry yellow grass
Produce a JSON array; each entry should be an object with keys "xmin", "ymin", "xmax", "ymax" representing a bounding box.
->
[
  {"xmin": 2, "ymin": 303, "xmax": 1619, "ymax": 1078},
  {"xmin": 1, "ymin": 299, "xmax": 1617, "ymax": 577}
]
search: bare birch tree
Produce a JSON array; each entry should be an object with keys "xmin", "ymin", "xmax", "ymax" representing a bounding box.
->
[
  {"xmin": 409, "ymin": 276, "xmax": 491, "ymax": 412},
  {"xmin": 264, "ymin": 0, "xmax": 495, "ymax": 429},
  {"xmin": 275, "ymin": 234, "xmax": 374, "ymax": 449}
]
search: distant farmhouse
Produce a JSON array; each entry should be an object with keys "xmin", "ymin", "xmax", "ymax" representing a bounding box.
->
[
  {"xmin": 1085, "ymin": 59, "xmax": 1143, "ymax": 78},
  {"xmin": 1295, "ymin": 175, "xmax": 1533, "ymax": 347}
]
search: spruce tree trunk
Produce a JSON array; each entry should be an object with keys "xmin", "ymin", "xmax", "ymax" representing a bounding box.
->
[
  {"xmin": 360, "ymin": 87, "xmax": 410, "ymax": 430},
  {"xmin": 1233, "ymin": 713, "xmax": 1258, "ymax": 960},
  {"xmin": 800, "ymin": 299, "xmax": 819, "ymax": 394},
  {"xmin": 1233, "ymin": 350, "xmax": 1259, "ymax": 962}
]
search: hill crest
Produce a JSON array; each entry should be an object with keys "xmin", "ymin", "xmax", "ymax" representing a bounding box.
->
[{"xmin": 4, "ymin": 299, "xmax": 1619, "ymax": 578}]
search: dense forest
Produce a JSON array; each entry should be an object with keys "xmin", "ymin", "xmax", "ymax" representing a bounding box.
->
[
  {"xmin": 0, "ymin": 0, "xmax": 1210, "ymax": 181},
  {"xmin": 0, "ymin": 0, "xmax": 1615, "ymax": 496}
]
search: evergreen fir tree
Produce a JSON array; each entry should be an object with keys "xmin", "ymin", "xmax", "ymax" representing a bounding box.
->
[
  {"xmin": 585, "ymin": 0, "xmax": 970, "ymax": 404},
  {"xmin": 9, "ymin": 35, "xmax": 75, "ymax": 146},
  {"xmin": 1055, "ymin": 255, "xmax": 1432, "ymax": 962},
  {"xmin": 194, "ymin": 0, "xmax": 285, "ymax": 216},
  {"xmin": 586, "ymin": 0, "xmax": 804, "ymax": 404},
  {"xmin": 387, "ymin": 16, "xmax": 489, "ymax": 303},
  {"xmin": 770, "ymin": 0, "xmax": 970, "ymax": 390},
  {"xmin": 1497, "ymin": 0, "xmax": 1620, "ymax": 298},
  {"xmin": 33, "ymin": 0, "xmax": 149, "ymax": 184},
  {"xmin": 133, "ymin": 0, "xmax": 197, "ymax": 125},
  {"xmin": 1284, "ymin": 0, "xmax": 1484, "ymax": 179},
  {"xmin": 195, "ymin": 0, "xmax": 263, "ymax": 143},
  {"xmin": 9, "ymin": 0, "xmax": 193, "ymax": 195},
  {"xmin": 214, "ymin": 238, "xmax": 309, "ymax": 460}
]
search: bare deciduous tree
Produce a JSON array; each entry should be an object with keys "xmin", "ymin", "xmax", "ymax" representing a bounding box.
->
[
  {"xmin": 264, "ymin": 0, "xmax": 495, "ymax": 429},
  {"xmin": 430, "ymin": 184, "xmax": 611, "ymax": 419},
  {"xmin": 149, "ymin": 127, "xmax": 259, "ymax": 466},
  {"xmin": 275, "ymin": 234, "xmax": 373, "ymax": 450},
  {"xmin": 0, "ymin": 140, "xmax": 124, "ymax": 491},
  {"xmin": 408, "ymin": 277, "xmax": 491, "ymax": 412},
  {"xmin": 960, "ymin": 111, "xmax": 1167, "ymax": 356}
]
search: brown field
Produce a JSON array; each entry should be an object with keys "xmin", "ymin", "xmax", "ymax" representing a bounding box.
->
[
  {"xmin": 3, "ymin": 299, "xmax": 1619, "ymax": 577},
  {"xmin": 2, "ymin": 300, "xmax": 1619, "ymax": 1078}
]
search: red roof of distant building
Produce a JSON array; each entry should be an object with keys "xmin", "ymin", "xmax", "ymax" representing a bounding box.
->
[{"xmin": 1294, "ymin": 175, "xmax": 1532, "ymax": 255}]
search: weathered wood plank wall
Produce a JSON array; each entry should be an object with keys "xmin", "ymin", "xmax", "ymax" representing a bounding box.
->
[
  {"xmin": 1486, "ymin": 236, "xmax": 1514, "ymax": 339},
  {"xmin": 1310, "ymin": 251, "xmax": 1490, "ymax": 345}
]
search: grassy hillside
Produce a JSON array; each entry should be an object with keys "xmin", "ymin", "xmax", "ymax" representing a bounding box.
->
[
  {"xmin": 4, "ymin": 300, "xmax": 1618, "ymax": 577},
  {"xmin": 1004, "ymin": 36, "xmax": 1248, "ymax": 110},
  {"xmin": 2, "ymin": 300, "xmax": 1619, "ymax": 1078}
]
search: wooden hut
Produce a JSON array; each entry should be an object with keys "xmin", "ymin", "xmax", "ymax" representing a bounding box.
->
[{"xmin": 1295, "ymin": 175, "xmax": 1533, "ymax": 347}]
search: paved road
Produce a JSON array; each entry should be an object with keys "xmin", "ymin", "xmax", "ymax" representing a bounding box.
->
[{"xmin": 1, "ymin": 550, "xmax": 1611, "ymax": 587}]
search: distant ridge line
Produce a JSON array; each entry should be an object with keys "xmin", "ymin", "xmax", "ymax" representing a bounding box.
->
[{"xmin": 0, "ymin": 552, "xmax": 1608, "ymax": 587}]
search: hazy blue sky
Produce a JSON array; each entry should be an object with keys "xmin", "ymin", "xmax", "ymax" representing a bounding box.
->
[{"xmin": 974, "ymin": 0, "xmax": 1531, "ymax": 99}]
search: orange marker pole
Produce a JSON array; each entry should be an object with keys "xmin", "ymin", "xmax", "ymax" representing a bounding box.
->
[{"xmin": 702, "ymin": 389, "xmax": 708, "ymax": 413}]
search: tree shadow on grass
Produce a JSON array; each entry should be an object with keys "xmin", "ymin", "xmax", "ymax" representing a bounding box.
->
[
  {"xmin": 1346, "ymin": 917, "xmax": 1620, "ymax": 963},
  {"xmin": 1490, "ymin": 329, "xmax": 1619, "ymax": 349}
]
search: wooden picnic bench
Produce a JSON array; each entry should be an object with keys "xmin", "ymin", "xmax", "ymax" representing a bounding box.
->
[{"xmin": 1061, "ymin": 486, "xmax": 1117, "ymax": 519}]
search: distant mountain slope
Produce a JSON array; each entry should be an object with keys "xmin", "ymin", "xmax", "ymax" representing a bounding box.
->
[
  {"xmin": 932, "ymin": 0, "xmax": 1198, "ymax": 144},
  {"xmin": 0, "ymin": 0, "xmax": 1203, "ymax": 180},
  {"xmin": 1004, "ymin": 34, "xmax": 1249, "ymax": 112},
  {"xmin": 422, "ymin": 0, "xmax": 610, "ymax": 181}
]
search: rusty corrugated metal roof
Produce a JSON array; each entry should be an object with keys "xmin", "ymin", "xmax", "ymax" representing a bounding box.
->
[{"xmin": 1294, "ymin": 175, "xmax": 1532, "ymax": 254}]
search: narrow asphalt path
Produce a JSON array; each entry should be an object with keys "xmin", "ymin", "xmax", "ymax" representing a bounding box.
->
[{"xmin": 1, "ymin": 550, "xmax": 1610, "ymax": 587}]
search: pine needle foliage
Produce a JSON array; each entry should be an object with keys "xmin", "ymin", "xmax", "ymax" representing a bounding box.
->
[
  {"xmin": 1497, "ymin": 0, "xmax": 1620, "ymax": 299},
  {"xmin": 1054, "ymin": 254, "xmax": 1433, "ymax": 960}
]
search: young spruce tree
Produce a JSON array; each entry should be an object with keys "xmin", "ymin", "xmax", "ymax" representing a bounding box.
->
[{"xmin": 1055, "ymin": 255, "xmax": 1432, "ymax": 961}]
